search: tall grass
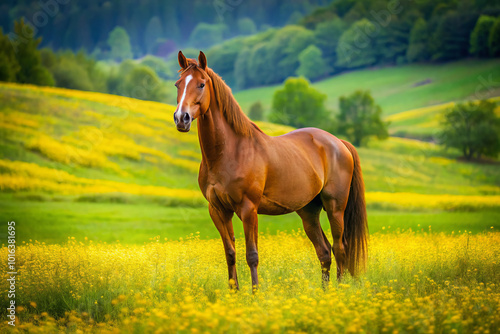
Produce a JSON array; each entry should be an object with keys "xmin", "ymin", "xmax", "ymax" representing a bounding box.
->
[{"xmin": 1, "ymin": 231, "xmax": 498, "ymax": 333}]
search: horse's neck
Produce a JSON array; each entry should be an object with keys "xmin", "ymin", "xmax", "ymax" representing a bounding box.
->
[{"xmin": 197, "ymin": 103, "xmax": 235, "ymax": 167}]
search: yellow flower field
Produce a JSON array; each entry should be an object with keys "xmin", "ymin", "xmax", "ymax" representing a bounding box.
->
[
  {"xmin": 2, "ymin": 159, "xmax": 500, "ymax": 211},
  {"xmin": 1, "ymin": 231, "xmax": 499, "ymax": 333}
]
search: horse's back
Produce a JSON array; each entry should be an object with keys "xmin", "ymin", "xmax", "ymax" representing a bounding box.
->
[
  {"xmin": 257, "ymin": 127, "xmax": 353, "ymax": 214},
  {"xmin": 272, "ymin": 127, "xmax": 352, "ymax": 172}
]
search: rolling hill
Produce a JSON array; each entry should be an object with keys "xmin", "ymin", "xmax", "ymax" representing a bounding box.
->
[
  {"xmin": 386, "ymin": 97, "xmax": 500, "ymax": 139},
  {"xmin": 0, "ymin": 82, "xmax": 499, "ymax": 243},
  {"xmin": 234, "ymin": 59, "xmax": 500, "ymax": 119}
]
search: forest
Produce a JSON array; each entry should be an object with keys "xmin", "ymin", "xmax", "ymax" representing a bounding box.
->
[{"xmin": 1, "ymin": 0, "xmax": 500, "ymax": 93}]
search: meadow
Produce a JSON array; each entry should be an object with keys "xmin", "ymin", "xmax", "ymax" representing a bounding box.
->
[
  {"xmin": 0, "ymin": 66, "xmax": 499, "ymax": 333},
  {"xmin": 233, "ymin": 59, "xmax": 500, "ymax": 117},
  {"xmin": 0, "ymin": 231, "xmax": 499, "ymax": 333}
]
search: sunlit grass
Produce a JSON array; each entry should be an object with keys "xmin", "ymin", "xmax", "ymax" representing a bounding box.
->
[
  {"xmin": 387, "ymin": 97, "xmax": 500, "ymax": 138},
  {"xmin": 1, "ymin": 231, "xmax": 498, "ymax": 333}
]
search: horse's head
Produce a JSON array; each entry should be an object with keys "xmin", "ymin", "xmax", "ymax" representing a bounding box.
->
[{"xmin": 174, "ymin": 51, "xmax": 211, "ymax": 132}]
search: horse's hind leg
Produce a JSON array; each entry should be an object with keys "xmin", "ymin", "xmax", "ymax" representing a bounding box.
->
[
  {"xmin": 321, "ymin": 193, "xmax": 348, "ymax": 281},
  {"xmin": 297, "ymin": 200, "xmax": 332, "ymax": 286}
]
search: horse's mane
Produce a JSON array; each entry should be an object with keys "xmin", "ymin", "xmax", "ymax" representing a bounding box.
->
[{"xmin": 180, "ymin": 60, "xmax": 261, "ymax": 137}]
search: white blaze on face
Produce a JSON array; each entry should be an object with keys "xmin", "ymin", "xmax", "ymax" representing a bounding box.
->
[{"xmin": 176, "ymin": 74, "xmax": 193, "ymax": 122}]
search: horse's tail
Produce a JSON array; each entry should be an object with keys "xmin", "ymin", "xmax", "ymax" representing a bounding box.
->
[{"xmin": 341, "ymin": 140, "xmax": 368, "ymax": 276}]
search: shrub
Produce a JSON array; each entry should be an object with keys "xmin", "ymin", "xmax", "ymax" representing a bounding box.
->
[
  {"xmin": 50, "ymin": 58, "xmax": 94, "ymax": 91},
  {"xmin": 248, "ymin": 101, "xmax": 264, "ymax": 121},
  {"xmin": 140, "ymin": 55, "xmax": 173, "ymax": 80}
]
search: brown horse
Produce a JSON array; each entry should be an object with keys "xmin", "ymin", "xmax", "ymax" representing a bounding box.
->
[{"xmin": 173, "ymin": 51, "xmax": 368, "ymax": 290}]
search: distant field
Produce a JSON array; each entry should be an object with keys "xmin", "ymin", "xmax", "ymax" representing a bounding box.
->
[
  {"xmin": 1, "ymin": 196, "xmax": 498, "ymax": 244},
  {"xmin": 386, "ymin": 97, "xmax": 500, "ymax": 139},
  {"xmin": 234, "ymin": 59, "xmax": 500, "ymax": 117},
  {"xmin": 0, "ymin": 82, "xmax": 499, "ymax": 246}
]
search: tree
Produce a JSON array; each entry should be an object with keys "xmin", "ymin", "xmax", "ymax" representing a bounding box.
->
[
  {"xmin": 248, "ymin": 101, "xmax": 264, "ymax": 121},
  {"xmin": 439, "ymin": 101, "xmax": 500, "ymax": 160},
  {"xmin": 489, "ymin": 17, "xmax": 500, "ymax": 57},
  {"xmin": 108, "ymin": 26, "xmax": 133, "ymax": 61},
  {"xmin": 206, "ymin": 37, "xmax": 248, "ymax": 87},
  {"xmin": 343, "ymin": 2, "xmax": 368, "ymax": 24},
  {"xmin": 238, "ymin": 18, "xmax": 257, "ymax": 36},
  {"xmin": 0, "ymin": 27, "xmax": 20, "ymax": 82},
  {"xmin": 407, "ymin": 18, "xmax": 429, "ymax": 62},
  {"xmin": 336, "ymin": 19, "xmax": 378, "ymax": 69},
  {"xmin": 234, "ymin": 46, "xmax": 252, "ymax": 89},
  {"xmin": 374, "ymin": 17, "xmax": 412, "ymax": 65},
  {"xmin": 296, "ymin": 45, "xmax": 329, "ymax": 80},
  {"xmin": 314, "ymin": 19, "xmax": 345, "ymax": 72},
  {"xmin": 269, "ymin": 77, "xmax": 330, "ymax": 129},
  {"xmin": 12, "ymin": 19, "xmax": 54, "ymax": 86},
  {"xmin": 336, "ymin": 90, "xmax": 388, "ymax": 146},
  {"xmin": 470, "ymin": 15, "xmax": 496, "ymax": 57},
  {"xmin": 245, "ymin": 26, "xmax": 315, "ymax": 87},
  {"xmin": 429, "ymin": 10, "xmax": 478, "ymax": 61},
  {"xmin": 188, "ymin": 23, "xmax": 227, "ymax": 49},
  {"xmin": 144, "ymin": 16, "xmax": 163, "ymax": 54}
]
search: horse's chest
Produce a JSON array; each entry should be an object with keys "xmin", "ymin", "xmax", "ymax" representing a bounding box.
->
[
  {"xmin": 200, "ymin": 169, "xmax": 245, "ymax": 210},
  {"xmin": 204, "ymin": 181, "xmax": 242, "ymax": 211}
]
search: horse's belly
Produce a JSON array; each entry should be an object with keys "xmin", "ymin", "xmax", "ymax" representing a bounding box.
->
[
  {"xmin": 257, "ymin": 196, "xmax": 296, "ymax": 215},
  {"xmin": 258, "ymin": 178, "xmax": 321, "ymax": 215}
]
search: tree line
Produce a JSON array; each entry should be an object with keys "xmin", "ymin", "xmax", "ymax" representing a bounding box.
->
[
  {"xmin": 207, "ymin": 0, "xmax": 500, "ymax": 89},
  {"xmin": 0, "ymin": 0, "xmax": 327, "ymax": 58},
  {"xmin": 0, "ymin": 19, "xmax": 173, "ymax": 103}
]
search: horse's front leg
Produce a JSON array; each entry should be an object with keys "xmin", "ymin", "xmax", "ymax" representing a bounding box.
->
[
  {"xmin": 209, "ymin": 204, "xmax": 238, "ymax": 289},
  {"xmin": 239, "ymin": 197, "xmax": 259, "ymax": 292}
]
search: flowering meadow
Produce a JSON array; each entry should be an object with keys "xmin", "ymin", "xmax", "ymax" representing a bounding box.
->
[
  {"xmin": 1, "ymin": 230, "xmax": 499, "ymax": 333},
  {"xmin": 0, "ymin": 83, "xmax": 499, "ymax": 333},
  {"xmin": 1, "ymin": 83, "xmax": 498, "ymax": 206}
]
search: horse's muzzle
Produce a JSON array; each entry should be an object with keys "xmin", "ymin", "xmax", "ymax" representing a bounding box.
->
[{"xmin": 174, "ymin": 111, "xmax": 191, "ymax": 132}]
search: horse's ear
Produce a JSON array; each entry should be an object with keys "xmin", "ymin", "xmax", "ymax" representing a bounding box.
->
[
  {"xmin": 198, "ymin": 51, "xmax": 207, "ymax": 70},
  {"xmin": 178, "ymin": 51, "xmax": 188, "ymax": 70}
]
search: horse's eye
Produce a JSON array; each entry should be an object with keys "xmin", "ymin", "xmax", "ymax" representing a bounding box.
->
[
  {"xmin": 199, "ymin": 83, "xmax": 205, "ymax": 89},
  {"xmin": 174, "ymin": 83, "xmax": 179, "ymax": 88}
]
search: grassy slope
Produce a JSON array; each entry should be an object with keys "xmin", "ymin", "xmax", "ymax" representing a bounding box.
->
[
  {"xmin": 234, "ymin": 59, "xmax": 500, "ymax": 117},
  {"xmin": 0, "ymin": 82, "xmax": 499, "ymax": 244},
  {"xmin": 1, "ymin": 198, "xmax": 498, "ymax": 243},
  {"xmin": 386, "ymin": 97, "xmax": 500, "ymax": 138}
]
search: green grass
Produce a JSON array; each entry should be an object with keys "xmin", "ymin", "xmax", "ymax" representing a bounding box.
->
[
  {"xmin": 234, "ymin": 59, "xmax": 500, "ymax": 117},
  {"xmin": 386, "ymin": 98, "xmax": 500, "ymax": 139},
  {"xmin": 359, "ymin": 138, "xmax": 500, "ymax": 195},
  {"xmin": 1, "ymin": 197, "xmax": 498, "ymax": 245}
]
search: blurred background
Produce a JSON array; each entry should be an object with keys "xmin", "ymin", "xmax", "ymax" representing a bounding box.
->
[{"xmin": 0, "ymin": 0, "xmax": 499, "ymax": 244}]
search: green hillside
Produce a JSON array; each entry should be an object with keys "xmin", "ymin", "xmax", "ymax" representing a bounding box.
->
[
  {"xmin": 0, "ymin": 83, "xmax": 499, "ymax": 243},
  {"xmin": 387, "ymin": 98, "xmax": 500, "ymax": 139},
  {"xmin": 234, "ymin": 59, "xmax": 500, "ymax": 117}
]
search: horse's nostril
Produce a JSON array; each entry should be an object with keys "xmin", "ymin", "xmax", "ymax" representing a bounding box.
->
[
  {"xmin": 183, "ymin": 113, "xmax": 190, "ymax": 123},
  {"xmin": 173, "ymin": 112, "xmax": 177, "ymax": 124}
]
